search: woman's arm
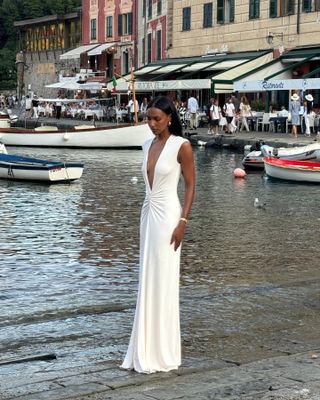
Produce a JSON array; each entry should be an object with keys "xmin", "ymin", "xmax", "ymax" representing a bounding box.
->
[{"xmin": 170, "ymin": 141, "xmax": 195, "ymax": 251}]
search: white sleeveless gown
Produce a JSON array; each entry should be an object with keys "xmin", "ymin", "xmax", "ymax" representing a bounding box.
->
[{"xmin": 121, "ymin": 135, "xmax": 188, "ymax": 374}]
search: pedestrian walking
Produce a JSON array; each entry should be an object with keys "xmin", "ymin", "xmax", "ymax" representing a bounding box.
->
[
  {"xmin": 187, "ymin": 93, "xmax": 199, "ymax": 130},
  {"xmin": 289, "ymin": 93, "xmax": 301, "ymax": 138}
]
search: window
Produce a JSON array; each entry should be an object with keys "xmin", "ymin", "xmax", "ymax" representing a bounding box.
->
[
  {"xmin": 106, "ymin": 16, "xmax": 113, "ymax": 37},
  {"xmin": 203, "ymin": 3, "xmax": 213, "ymax": 27},
  {"xmin": 147, "ymin": 32, "xmax": 152, "ymax": 63},
  {"xmin": 302, "ymin": 0, "xmax": 312, "ymax": 11},
  {"xmin": 249, "ymin": 0, "xmax": 260, "ymax": 18},
  {"xmin": 182, "ymin": 7, "xmax": 191, "ymax": 31},
  {"xmin": 90, "ymin": 19, "xmax": 96, "ymax": 40},
  {"xmin": 156, "ymin": 30, "xmax": 161, "ymax": 60},
  {"xmin": 118, "ymin": 13, "xmax": 132, "ymax": 35},
  {"xmin": 217, "ymin": 0, "xmax": 235, "ymax": 24},
  {"xmin": 142, "ymin": 37, "xmax": 145, "ymax": 64},
  {"xmin": 143, "ymin": 0, "xmax": 146, "ymax": 17},
  {"xmin": 148, "ymin": 0, "xmax": 152, "ymax": 19},
  {"xmin": 123, "ymin": 51, "xmax": 129, "ymax": 75},
  {"xmin": 269, "ymin": 0, "xmax": 294, "ymax": 17},
  {"xmin": 157, "ymin": 0, "xmax": 162, "ymax": 15}
]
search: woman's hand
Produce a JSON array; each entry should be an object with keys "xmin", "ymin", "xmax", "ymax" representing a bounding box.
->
[{"xmin": 170, "ymin": 221, "xmax": 186, "ymax": 251}]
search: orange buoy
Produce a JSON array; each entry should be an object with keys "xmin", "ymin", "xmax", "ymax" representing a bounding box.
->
[{"xmin": 233, "ymin": 168, "xmax": 247, "ymax": 178}]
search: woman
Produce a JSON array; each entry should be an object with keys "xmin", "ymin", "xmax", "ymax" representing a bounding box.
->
[
  {"xmin": 304, "ymin": 94, "xmax": 314, "ymax": 137},
  {"xmin": 121, "ymin": 96, "xmax": 195, "ymax": 374},
  {"xmin": 223, "ymin": 96, "xmax": 235, "ymax": 134},
  {"xmin": 140, "ymin": 97, "xmax": 148, "ymax": 122},
  {"xmin": 239, "ymin": 96, "xmax": 251, "ymax": 132},
  {"xmin": 289, "ymin": 93, "xmax": 301, "ymax": 138}
]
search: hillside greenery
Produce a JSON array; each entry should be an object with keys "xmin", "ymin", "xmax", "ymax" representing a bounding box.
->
[{"xmin": 0, "ymin": 0, "xmax": 81, "ymax": 91}]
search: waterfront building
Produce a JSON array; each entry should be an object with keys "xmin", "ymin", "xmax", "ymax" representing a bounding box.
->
[
  {"xmin": 137, "ymin": 0, "xmax": 173, "ymax": 68},
  {"xmin": 123, "ymin": 0, "xmax": 320, "ymax": 107},
  {"xmin": 14, "ymin": 12, "xmax": 81, "ymax": 97}
]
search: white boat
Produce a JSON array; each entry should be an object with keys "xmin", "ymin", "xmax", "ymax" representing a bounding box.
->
[
  {"xmin": 264, "ymin": 156, "xmax": 320, "ymax": 183},
  {"xmin": 0, "ymin": 123, "xmax": 153, "ymax": 148},
  {"xmin": 0, "ymin": 144, "xmax": 83, "ymax": 182},
  {"xmin": 261, "ymin": 143, "xmax": 320, "ymax": 161},
  {"xmin": 242, "ymin": 150, "xmax": 264, "ymax": 169}
]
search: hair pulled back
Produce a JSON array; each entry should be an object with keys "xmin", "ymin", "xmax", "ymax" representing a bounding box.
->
[{"xmin": 147, "ymin": 96, "xmax": 183, "ymax": 137}]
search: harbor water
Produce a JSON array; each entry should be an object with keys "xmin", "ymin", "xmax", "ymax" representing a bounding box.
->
[{"xmin": 1, "ymin": 145, "xmax": 320, "ymax": 375}]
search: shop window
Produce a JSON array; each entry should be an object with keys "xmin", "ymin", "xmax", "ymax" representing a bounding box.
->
[
  {"xmin": 203, "ymin": 3, "xmax": 213, "ymax": 27},
  {"xmin": 249, "ymin": 0, "xmax": 260, "ymax": 19},
  {"xmin": 182, "ymin": 7, "xmax": 191, "ymax": 31},
  {"xmin": 217, "ymin": 0, "xmax": 235, "ymax": 24}
]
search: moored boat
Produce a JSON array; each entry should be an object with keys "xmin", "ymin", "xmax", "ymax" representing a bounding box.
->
[
  {"xmin": 242, "ymin": 150, "xmax": 264, "ymax": 169},
  {"xmin": 263, "ymin": 156, "xmax": 320, "ymax": 183},
  {"xmin": 0, "ymin": 123, "xmax": 153, "ymax": 148},
  {"xmin": 0, "ymin": 144, "xmax": 83, "ymax": 182},
  {"xmin": 261, "ymin": 143, "xmax": 320, "ymax": 161}
]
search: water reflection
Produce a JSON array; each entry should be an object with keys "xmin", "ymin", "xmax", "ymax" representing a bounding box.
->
[{"xmin": 1, "ymin": 146, "xmax": 320, "ymax": 366}]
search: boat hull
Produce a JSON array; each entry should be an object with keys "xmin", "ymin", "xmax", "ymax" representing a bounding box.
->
[
  {"xmin": 264, "ymin": 156, "xmax": 320, "ymax": 183},
  {"xmin": 242, "ymin": 151, "xmax": 264, "ymax": 169},
  {"xmin": 0, "ymin": 153, "xmax": 83, "ymax": 182},
  {"xmin": 261, "ymin": 144, "xmax": 320, "ymax": 161},
  {"xmin": 0, "ymin": 123, "xmax": 154, "ymax": 148}
]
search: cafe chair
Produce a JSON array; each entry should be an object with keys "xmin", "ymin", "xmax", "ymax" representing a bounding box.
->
[{"xmin": 257, "ymin": 113, "xmax": 270, "ymax": 131}]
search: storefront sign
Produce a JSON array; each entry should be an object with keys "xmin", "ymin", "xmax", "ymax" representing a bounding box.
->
[
  {"xmin": 234, "ymin": 78, "xmax": 320, "ymax": 92},
  {"xmin": 107, "ymin": 79, "xmax": 211, "ymax": 92}
]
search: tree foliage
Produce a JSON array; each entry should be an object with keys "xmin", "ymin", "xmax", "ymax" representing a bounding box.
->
[{"xmin": 0, "ymin": 0, "xmax": 81, "ymax": 90}]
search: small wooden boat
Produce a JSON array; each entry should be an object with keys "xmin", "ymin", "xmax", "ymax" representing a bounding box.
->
[
  {"xmin": 261, "ymin": 143, "xmax": 320, "ymax": 161},
  {"xmin": 263, "ymin": 156, "xmax": 320, "ymax": 183},
  {"xmin": 0, "ymin": 122, "xmax": 153, "ymax": 148},
  {"xmin": 0, "ymin": 144, "xmax": 83, "ymax": 182},
  {"xmin": 242, "ymin": 150, "xmax": 264, "ymax": 169}
]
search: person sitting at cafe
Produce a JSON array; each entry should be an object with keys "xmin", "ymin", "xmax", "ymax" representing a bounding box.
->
[{"xmin": 278, "ymin": 106, "xmax": 289, "ymax": 118}]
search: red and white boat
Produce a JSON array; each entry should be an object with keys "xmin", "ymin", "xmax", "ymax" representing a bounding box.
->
[{"xmin": 263, "ymin": 156, "xmax": 320, "ymax": 183}]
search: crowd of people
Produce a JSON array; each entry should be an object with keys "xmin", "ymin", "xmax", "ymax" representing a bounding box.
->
[
  {"xmin": 1, "ymin": 90, "xmax": 319, "ymax": 136},
  {"xmin": 203, "ymin": 92, "xmax": 320, "ymax": 136}
]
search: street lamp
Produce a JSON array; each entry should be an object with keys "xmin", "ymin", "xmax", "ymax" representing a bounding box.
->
[{"xmin": 266, "ymin": 32, "xmax": 283, "ymax": 45}]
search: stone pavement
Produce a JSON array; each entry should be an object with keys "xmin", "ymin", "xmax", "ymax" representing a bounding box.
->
[{"xmin": 1, "ymin": 348, "xmax": 320, "ymax": 399}]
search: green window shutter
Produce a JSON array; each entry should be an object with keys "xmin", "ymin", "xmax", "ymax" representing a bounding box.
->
[
  {"xmin": 118, "ymin": 15, "xmax": 123, "ymax": 35},
  {"xmin": 288, "ymin": 0, "xmax": 295, "ymax": 14},
  {"xmin": 182, "ymin": 7, "xmax": 191, "ymax": 30},
  {"xmin": 229, "ymin": 0, "xmax": 235, "ymax": 22},
  {"xmin": 269, "ymin": 0, "xmax": 277, "ymax": 17},
  {"xmin": 249, "ymin": 0, "xmax": 255, "ymax": 18},
  {"xmin": 255, "ymin": 0, "xmax": 260, "ymax": 17},
  {"xmin": 203, "ymin": 3, "xmax": 213, "ymax": 27},
  {"xmin": 128, "ymin": 12, "xmax": 132, "ymax": 34},
  {"xmin": 217, "ymin": 0, "xmax": 224, "ymax": 23},
  {"xmin": 302, "ymin": 0, "xmax": 312, "ymax": 11}
]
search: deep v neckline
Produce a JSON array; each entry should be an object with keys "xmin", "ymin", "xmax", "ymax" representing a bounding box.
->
[{"xmin": 146, "ymin": 135, "xmax": 172, "ymax": 191}]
